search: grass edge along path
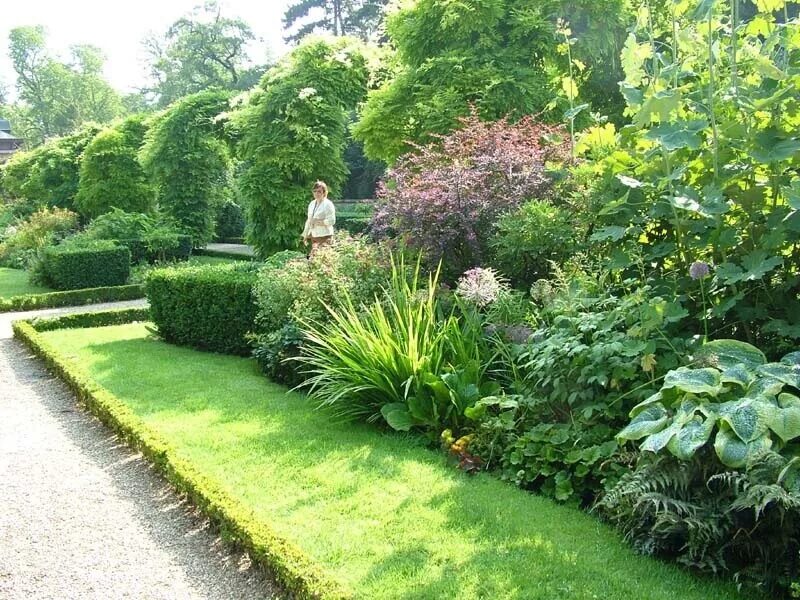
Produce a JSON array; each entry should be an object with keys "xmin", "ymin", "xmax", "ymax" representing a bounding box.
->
[
  {"xmin": 0, "ymin": 283, "xmax": 144, "ymax": 313},
  {"xmin": 13, "ymin": 313, "xmax": 347, "ymax": 600},
  {"xmin": 13, "ymin": 313, "xmax": 750, "ymax": 600}
]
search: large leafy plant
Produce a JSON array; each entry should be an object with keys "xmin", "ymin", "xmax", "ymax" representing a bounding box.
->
[
  {"xmin": 587, "ymin": 1, "xmax": 800, "ymax": 351},
  {"xmin": 618, "ymin": 339, "xmax": 800, "ymax": 468}
]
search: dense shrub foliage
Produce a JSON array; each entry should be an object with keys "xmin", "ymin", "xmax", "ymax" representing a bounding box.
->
[
  {"xmin": 470, "ymin": 277, "xmax": 690, "ymax": 503},
  {"xmin": 0, "ymin": 124, "xmax": 102, "ymax": 215},
  {"xmin": 490, "ymin": 199, "xmax": 580, "ymax": 290},
  {"xmin": 40, "ymin": 239, "xmax": 130, "ymax": 290},
  {"xmin": 353, "ymin": 0, "xmax": 631, "ymax": 162},
  {"xmin": 0, "ymin": 207, "xmax": 78, "ymax": 269},
  {"xmin": 371, "ymin": 114, "xmax": 569, "ymax": 280},
  {"xmin": 232, "ymin": 38, "xmax": 369, "ymax": 256},
  {"xmin": 75, "ymin": 115, "xmax": 154, "ymax": 218},
  {"xmin": 146, "ymin": 262, "xmax": 259, "ymax": 355},
  {"xmin": 140, "ymin": 90, "xmax": 232, "ymax": 246}
]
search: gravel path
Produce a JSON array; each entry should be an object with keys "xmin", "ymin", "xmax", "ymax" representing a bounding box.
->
[
  {"xmin": 0, "ymin": 301, "xmax": 282, "ymax": 600},
  {"xmin": 204, "ymin": 243, "xmax": 255, "ymax": 257}
]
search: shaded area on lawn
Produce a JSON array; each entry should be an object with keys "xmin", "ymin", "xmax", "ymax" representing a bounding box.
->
[{"xmin": 41, "ymin": 323, "xmax": 750, "ymax": 600}]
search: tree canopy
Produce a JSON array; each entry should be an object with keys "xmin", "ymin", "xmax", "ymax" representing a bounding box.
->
[
  {"xmin": 7, "ymin": 26, "xmax": 122, "ymax": 145},
  {"xmin": 143, "ymin": 1, "xmax": 269, "ymax": 107},
  {"xmin": 283, "ymin": 0, "xmax": 390, "ymax": 43}
]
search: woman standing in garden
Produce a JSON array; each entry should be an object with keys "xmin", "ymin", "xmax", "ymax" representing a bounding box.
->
[{"xmin": 302, "ymin": 180, "xmax": 336, "ymax": 253}]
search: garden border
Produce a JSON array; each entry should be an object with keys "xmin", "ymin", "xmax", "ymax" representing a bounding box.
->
[
  {"xmin": 0, "ymin": 284, "xmax": 145, "ymax": 313},
  {"xmin": 12, "ymin": 310, "xmax": 349, "ymax": 600}
]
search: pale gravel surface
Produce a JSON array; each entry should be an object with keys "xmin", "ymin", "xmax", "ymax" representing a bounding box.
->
[
  {"xmin": 0, "ymin": 301, "xmax": 282, "ymax": 600},
  {"xmin": 204, "ymin": 243, "xmax": 255, "ymax": 257}
]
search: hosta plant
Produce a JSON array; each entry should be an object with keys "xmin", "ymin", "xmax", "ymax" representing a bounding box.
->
[{"xmin": 618, "ymin": 339, "xmax": 800, "ymax": 468}]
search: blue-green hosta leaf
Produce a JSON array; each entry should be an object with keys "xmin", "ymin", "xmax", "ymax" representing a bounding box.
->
[
  {"xmin": 564, "ymin": 103, "xmax": 590, "ymax": 120},
  {"xmin": 644, "ymin": 120, "xmax": 707, "ymax": 151},
  {"xmin": 720, "ymin": 364, "xmax": 756, "ymax": 388},
  {"xmin": 617, "ymin": 405, "xmax": 669, "ymax": 441},
  {"xmin": 779, "ymin": 457, "xmax": 800, "ymax": 493},
  {"xmin": 767, "ymin": 402, "xmax": 800, "ymax": 442},
  {"xmin": 784, "ymin": 182, "xmax": 800, "ymax": 211},
  {"xmin": 782, "ymin": 351, "xmax": 800, "ymax": 366},
  {"xmin": 674, "ymin": 398, "xmax": 704, "ymax": 424},
  {"xmin": 748, "ymin": 377, "xmax": 785, "ymax": 397},
  {"xmin": 695, "ymin": 339, "xmax": 767, "ymax": 370},
  {"xmin": 662, "ymin": 367, "xmax": 722, "ymax": 396},
  {"xmin": 629, "ymin": 391, "xmax": 663, "ymax": 417},
  {"xmin": 779, "ymin": 393, "xmax": 800, "ymax": 408},
  {"xmin": 757, "ymin": 363, "xmax": 800, "ymax": 389},
  {"xmin": 641, "ymin": 422, "xmax": 682, "ymax": 454},
  {"xmin": 714, "ymin": 428, "xmax": 773, "ymax": 469},
  {"xmin": 720, "ymin": 398, "xmax": 774, "ymax": 442},
  {"xmin": 666, "ymin": 416, "xmax": 715, "ymax": 460},
  {"xmin": 380, "ymin": 403, "xmax": 414, "ymax": 431}
]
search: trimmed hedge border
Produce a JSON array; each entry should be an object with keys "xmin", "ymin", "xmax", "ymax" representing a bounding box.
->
[
  {"xmin": 12, "ymin": 312, "xmax": 347, "ymax": 600},
  {"xmin": 194, "ymin": 248, "xmax": 256, "ymax": 261},
  {"xmin": 0, "ymin": 284, "xmax": 145, "ymax": 313}
]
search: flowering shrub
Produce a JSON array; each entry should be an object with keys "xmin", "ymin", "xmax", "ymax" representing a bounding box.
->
[{"xmin": 370, "ymin": 113, "xmax": 569, "ymax": 280}]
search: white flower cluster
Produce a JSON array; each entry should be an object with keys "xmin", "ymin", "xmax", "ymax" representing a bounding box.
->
[{"xmin": 456, "ymin": 267, "xmax": 503, "ymax": 307}]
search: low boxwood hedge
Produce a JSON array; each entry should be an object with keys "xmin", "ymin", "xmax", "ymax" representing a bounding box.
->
[
  {"xmin": 145, "ymin": 263, "xmax": 259, "ymax": 355},
  {"xmin": 0, "ymin": 284, "xmax": 145, "ymax": 313},
  {"xmin": 43, "ymin": 241, "xmax": 130, "ymax": 290}
]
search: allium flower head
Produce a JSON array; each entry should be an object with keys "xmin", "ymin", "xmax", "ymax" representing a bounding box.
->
[
  {"xmin": 689, "ymin": 261, "xmax": 711, "ymax": 280},
  {"xmin": 456, "ymin": 267, "xmax": 504, "ymax": 307}
]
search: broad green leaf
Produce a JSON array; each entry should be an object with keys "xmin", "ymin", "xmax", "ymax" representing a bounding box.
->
[
  {"xmin": 381, "ymin": 403, "xmax": 414, "ymax": 431},
  {"xmin": 666, "ymin": 416, "xmax": 715, "ymax": 460},
  {"xmin": 779, "ymin": 457, "xmax": 800, "ymax": 493},
  {"xmin": 782, "ymin": 351, "xmax": 800, "ymax": 366},
  {"xmin": 749, "ymin": 130, "xmax": 800, "ymax": 163},
  {"xmin": 621, "ymin": 34, "xmax": 651, "ymax": 87},
  {"xmin": 619, "ymin": 82, "xmax": 643, "ymax": 107},
  {"xmin": 757, "ymin": 363, "xmax": 800, "ymax": 389},
  {"xmin": 714, "ymin": 427, "xmax": 773, "ymax": 469},
  {"xmin": 617, "ymin": 404, "xmax": 669, "ymax": 441},
  {"xmin": 768, "ymin": 402, "xmax": 800, "ymax": 442},
  {"xmin": 752, "ymin": 55, "xmax": 786, "ymax": 80},
  {"xmin": 779, "ymin": 393, "xmax": 800, "ymax": 408},
  {"xmin": 590, "ymin": 226, "xmax": 628, "ymax": 242},
  {"xmin": 463, "ymin": 404, "xmax": 486, "ymax": 421},
  {"xmin": 714, "ymin": 262, "xmax": 745, "ymax": 285},
  {"xmin": 634, "ymin": 91, "xmax": 681, "ymax": 126},
  {"xmin": 630, "ymin": 391, "xmax": 663, "ymax": 417},
  {"xmin": 663, "ymin": 367, "xmax": 722, "ymax": 396},
  {"xmin": 720, "ymin": 363, "xmax": 756, "ymax": 388},
  {"xmin": 641, "ymin": 422, "xmax": 682, "ymax": 453},
  {"xmin": 644, "ymin": 120, "xmax": 706, "ymax": 150},
  {"xmin": 692, "ymin": 0, "xmax": 716, "ymax": 20},
  {"xmin": 695, "ymin": 339, "xmax": 767, "ymax": 370},
  {"xmin": 756, "ymin": 0, "xmax": 786, "ymax": 13},
  {"xmin": 616, "ymin": 175, "xmax": 643, "ymax": 188},
  {"xmin": 564, "ymin": 103, "xmax": 589, "ymax": 120},
  {"xmin": 740, "ymin": 250, "xmax": 783, "ymax": 281},
  {"xmin": 720, "ymin": 398, "xmax": 774, "ymax": 442},
  {"xmin": 748, "ymin": 377, "xmax": 785, "ymax": 397}
]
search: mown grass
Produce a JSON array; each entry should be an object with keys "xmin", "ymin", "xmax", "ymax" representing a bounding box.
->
[
  {"xmin": 41, "ymin": 322, "xmax": 749, "ymax": 600},
  {"xmin": 0, "ymin": 267, "xmax": 54, "ymax": 298}
]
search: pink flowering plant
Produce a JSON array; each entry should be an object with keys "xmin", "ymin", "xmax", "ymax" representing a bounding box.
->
[{"xmin": 370, "ymin": 112, "xmax": 570, "ymax": 280}]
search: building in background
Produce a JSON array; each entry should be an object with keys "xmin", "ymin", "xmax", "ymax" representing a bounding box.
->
[{"xmin": 0, "ymin": 119, "xmax": 23, "ymax": 163}]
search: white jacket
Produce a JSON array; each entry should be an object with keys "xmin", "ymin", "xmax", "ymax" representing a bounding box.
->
[{"xmin": 303, "ymin": 198, "xmax": 336, "ymax": 238}]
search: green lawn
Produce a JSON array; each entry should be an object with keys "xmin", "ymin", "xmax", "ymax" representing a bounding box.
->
[
  {"xmin": 41, "ymin": 322, "xmax": 748, "ymax": 600},
  {"xmin": 0, "ymin": 267, "xmax": 54, "ymax": 298}
]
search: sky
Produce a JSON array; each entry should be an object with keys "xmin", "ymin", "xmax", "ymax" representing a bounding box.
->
[{"xmin": 0, "ymin": 0, "xmax": 294, "ymax": 98}]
